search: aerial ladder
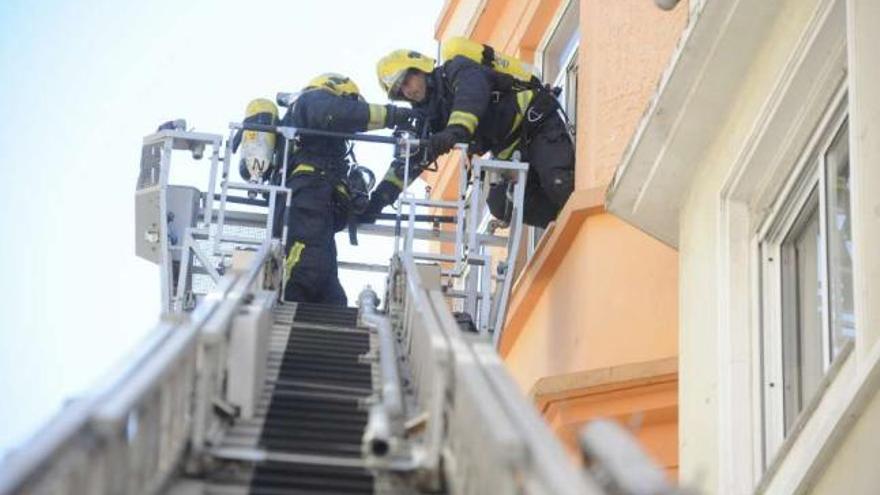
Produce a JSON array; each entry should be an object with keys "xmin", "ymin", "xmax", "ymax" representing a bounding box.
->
[{"xmin": 0, "ymin": 115, "xmax": 681, "ymax": 495}]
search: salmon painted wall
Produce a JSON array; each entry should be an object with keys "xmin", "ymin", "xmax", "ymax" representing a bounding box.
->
[
  {"xmin": 543, "ymin": 376, "xmax": 679, "ymax": 478},
  {"xmin": 503, "ymin": 214, "xmax": 678, "ymax": 383},
  {"xmin": 502, "ymin": 0, "xmax": 687, "ymax": 389},
  {"xmin": 432, "ymin": 0, "xmax": 688, "ymax": 478},
  {"xmin": 504, "ymin": 210, "xmax": 680, "ymax": 475},
  {"xmin": 577, "ymin": 0, "xmax": 689, "ymax": 190},
  {"xmin": 499, "ymin": 0, "xmax": 686, "ymax": 475}
]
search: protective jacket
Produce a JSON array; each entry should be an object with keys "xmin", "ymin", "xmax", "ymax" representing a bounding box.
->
[
  {"xmin": 366, "ymin": 56, "xmax": 572, "ymax": 227},
  {"xmin": 281, "ymin": 89, "xmax": 389, "ymax": 173},
  {"xmin": 416, "ymin": 55, "xmax": 543, "ymax": 158},
  {"xmin": 278, "ymin": 88, "xmax": 389, "ymax": 306}
]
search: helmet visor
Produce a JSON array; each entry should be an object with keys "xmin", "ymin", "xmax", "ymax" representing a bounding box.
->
[{"xmin": 383, "ymin": 70, "xmax": 409, "ymax": 100}]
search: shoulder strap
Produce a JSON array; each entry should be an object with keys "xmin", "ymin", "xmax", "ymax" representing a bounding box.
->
[{"xmin": 480, "ymin": 44, "xmax": 495, "ymax": 67}]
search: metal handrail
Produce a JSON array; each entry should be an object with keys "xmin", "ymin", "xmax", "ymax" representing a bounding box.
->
[
  {"xmin": 363, "ymin": 253, "xmax": 603, "ymax": 494},
  {"xmin": 0, "ymin": 242, "xmax": 277, "ymax": 494},
  {"xmin": 358, "ymin": 288, "xmax": 405, "ymax": 459},
  {"xmin": 0, "ymin": 315, "xmax": 180, "ymax": 494},
  {"xmin": 233, "ymin": 122, "xmax": 424, "ymax": 147},
  {"xmin": 359, "ymin": 290, "xmax": 404, "ymax": 420}
]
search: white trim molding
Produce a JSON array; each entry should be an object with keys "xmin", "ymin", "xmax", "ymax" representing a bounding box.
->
[
  {"xmin": 846, "ymin": 0, "xmax": 880, "ymax": 361},
  {"xmin": 534, "ymin": 0, "xmax": 578, "ymax": 81},
  {"xmin": 605, "ymin": 0, "xmax": 785, "ymax": 247},
  {"xmin": 717, "ymin": 2, "xmax": 848, "ymax": 490}
]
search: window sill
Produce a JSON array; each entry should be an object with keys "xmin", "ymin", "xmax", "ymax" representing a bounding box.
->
[
  {"xmin": 528, "ymin": 356, "xmax": 678, "ymax": 413},
  {"xmin": 756, "ymin": 338, "xmax": 880, "ymax": 493},
  {"xmin": 497, "ymin": 187, "xmax": 605, "ymax": 356},
  {"xmin": 757, "ymin": 341, "xmax": 853, "ymax": 491}
]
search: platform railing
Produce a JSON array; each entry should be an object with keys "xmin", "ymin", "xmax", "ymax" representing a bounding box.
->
[{"xmin": 141, "ymin": 121, "xmax": 527, "ymax": 346}]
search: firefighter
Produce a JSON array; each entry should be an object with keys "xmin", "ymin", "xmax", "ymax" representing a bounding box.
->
[
  {"xmin": 368, "ymin": 48, "xmax": 574, "ymax": 228},
  {"xmin": 276, "ymin": 73, "xmax": 414, "ymax": 305}
]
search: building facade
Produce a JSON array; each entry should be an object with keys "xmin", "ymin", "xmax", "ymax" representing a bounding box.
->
[
  {"xmin": 429, "ymin": 0, "xmax": 688, "ymax": 478},
  {"xmin": 609, "ymin": 0, "xmax": 880, "ymax": 492}
]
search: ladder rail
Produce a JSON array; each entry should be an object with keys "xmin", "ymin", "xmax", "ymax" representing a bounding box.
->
[
  {"xmin": 0, "ymin": 242, "xmax": 281, "ymax": 495},
  {"xmin": 360, "ymin": 253, "xmax": 603, "ymax": 494}
]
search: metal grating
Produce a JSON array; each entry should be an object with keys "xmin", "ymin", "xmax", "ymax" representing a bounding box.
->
[
  {"xmin": 191, "ymin": 223, "xmax": 268, "ymax": 294},
  {"xmin": 205, "ymin": 302, "xmax": 375, "ymax": 494},
  {"xmin": 247, "ymin": 462, "xmax": 374, "ymax": 494},
  {"xmin": 250, "ymin": 303, "xmax": 373, "ymax": 493},
  {"xmin": 291, "ymin": 303, "xmax": 360, "ymax": 327}
]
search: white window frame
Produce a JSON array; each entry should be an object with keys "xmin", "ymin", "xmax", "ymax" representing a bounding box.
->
[
  {"xmin": 757, "ymin": 91, "xmax": 850, "ymax": 459},
  {"xmin": 528, "ymin": 0, "xmax": 579, "ymax": 257},
  {"xmin": 712, "ymin": 0, "xmax": 851, "ymax": 483},
  {"xmin": 553, "ymin": 44, "xmax": 579, "ymax": 127},
  {"xmin": 706, "ymin": 0, "xmax": 880, "ymax": 490},
  {"xmin": 536, "ymin": 0, "xmax": 579, "ymax": 85}
]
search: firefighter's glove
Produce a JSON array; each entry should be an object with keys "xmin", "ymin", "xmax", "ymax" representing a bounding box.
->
[
  {"xmin": 487, "ymin": 179, "xmax": 514, "ymax": 224},
  {"xmin": 426, "ymin": 126, "xmax": 468, "ymax": 163},
  {"xmin": 356, "ymin": 181, "xmax": 401, "ymax": 224},
  {"xmin": 355, "ymin": 202, "xmax": 381, "ymax": 224},
  {"xmin": 385, "ymin": 105, "xmax": 417, "ymax": 131}
]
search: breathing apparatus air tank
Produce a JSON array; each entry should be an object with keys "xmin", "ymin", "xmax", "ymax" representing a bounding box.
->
[
  {"xmin": 440, "ymin": 37, "xmax": 538, "ymax": 85},
  {"xmin": 238, "ymin": 98, "xmax": 279, "ymax": 194}
]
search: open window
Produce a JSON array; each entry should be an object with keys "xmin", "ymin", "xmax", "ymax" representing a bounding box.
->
[
  {"xmin": 759, "ymin": 98, "xmax": 853, "ymax": 456},
  {"xmin": 528, "ymin": 0, "xmax": 579, "ymax": 257}
]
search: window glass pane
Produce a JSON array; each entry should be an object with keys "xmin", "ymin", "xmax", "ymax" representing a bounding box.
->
[
  {"xmin": 542, "ymin": 1, "xmax": 579, "ymax": 83},
  {"xmin": 781, "ymin": 192, "xmax": 825, "ymax": 432},
  {"xmin": 531, "ymin": 226, "xmax": 545, "ymax": 251},
  {"xmin": 564, "ymin": 55, "xmax": 578, "ymax": 125},
  {"xmin": 552, "ymin": 58, "xmax": 577, "ymax": 135},
  {"xmin": 825, "ymin": 122, "xmax": 854, "ymax": 358}
]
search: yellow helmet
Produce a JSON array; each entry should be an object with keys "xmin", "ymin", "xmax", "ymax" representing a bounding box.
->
[
  {"xmin": 376, "ymin": 49, "xmax": 436, "ymax": 99},
  {"xmin": 304, "ymin": 73, "xmax": 363, "ymax": 100}
]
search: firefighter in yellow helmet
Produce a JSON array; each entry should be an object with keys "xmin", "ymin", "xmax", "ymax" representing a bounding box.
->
[
  {"xmin": 276, "ymin": 73, "xmax": 415, "ymax": 305},
  {"xmin": 367, "ymin": 47, "xmax": 574, "ymax": 228}
]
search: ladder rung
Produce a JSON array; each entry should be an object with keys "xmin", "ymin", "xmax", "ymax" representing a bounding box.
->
[
  {"xmin": 223, "ymin": 181, "xmax": 289, "ymax": 194},
  {"xmin": 443, "ymin": 289, "xmax": 483, "ymax": 299},
  {"xmin": 355, "ymin": 224, "xmax": 508, "ymax": 247},
  {"xmin": 399, "ymin": 198, "xmax": 460, "ymax": 209},
  {"xmin": 412, "ymin": 252, "xmax": 458, "ymax": 263},
  {"xmin": 338, "ymin": 261, "xmax": 389, "ymax": 273},
  {"xmin": 218, "ymin": 234, "xmax": 265, "ymax": 245}
]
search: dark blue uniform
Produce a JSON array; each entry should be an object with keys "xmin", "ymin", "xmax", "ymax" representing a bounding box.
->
[
  {"xmin": 279, "ymin": 89, "xmax": 385, "ymax": 306},
  {"xmin": 369, "ymin": 56, "xmax": 574, "ymax": 228},
  {"xmin": 431, "ymin": 56, "xmax": 574, "ymax": 228}
]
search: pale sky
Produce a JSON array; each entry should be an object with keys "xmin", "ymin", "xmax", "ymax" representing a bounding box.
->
[{"xmin": 0, "ymin": 0, "xmax": 443, "ymax": 457}]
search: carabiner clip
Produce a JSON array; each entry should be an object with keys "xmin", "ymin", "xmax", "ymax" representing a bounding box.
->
[{"xmin": 527, "ymin": 107, "xmax": 544, "ymax": 123}]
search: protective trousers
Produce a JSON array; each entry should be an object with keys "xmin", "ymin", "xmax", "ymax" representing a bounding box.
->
[
  {"xmin": 487, "ymin": 112, "xmax": 574, "ymax": 228},
  {"xmin": 283, "ymin": 171, "xmax": 348, "ymax": 306}
]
